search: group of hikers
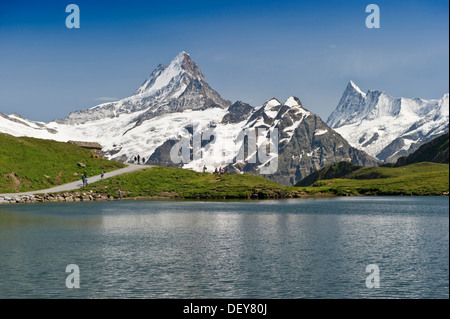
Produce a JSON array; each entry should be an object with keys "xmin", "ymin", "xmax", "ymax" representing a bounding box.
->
[
  {"xmin": 133, "ymin": 155, "xmax": 146, "ymax": 164},
  {"xmin": 203, "ymin": 165, "xmax": 228, "ymax": 175},
  {"xmin": 81, "ymin": 173, "xmax": 88, "ymax": 187},
  {"xmin": 81, "ymin": 170, "xmax": 122, "ymax": 199},
  {"xmin": 81, "ymin": 170, "xmax": 105, "ymax": 188}
]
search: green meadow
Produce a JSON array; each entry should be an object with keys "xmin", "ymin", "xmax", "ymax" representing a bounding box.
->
[{"xmin": 0, "ymin": 133, "xmax": 125, "ymax": 193}]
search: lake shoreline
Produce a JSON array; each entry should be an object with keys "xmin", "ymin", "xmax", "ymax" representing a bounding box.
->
[{"xmin": 0, "ymin": 190, "xmax": 448, "ymax": 205}]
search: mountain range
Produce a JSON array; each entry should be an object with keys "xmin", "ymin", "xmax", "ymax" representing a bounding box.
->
[
  {"xmin": 0, "ymin": 52, "xmax": 447, "ymax": 185},
  {"xmin": 327, "ymin": 81, "xmax": 449, "ymax": 162}
]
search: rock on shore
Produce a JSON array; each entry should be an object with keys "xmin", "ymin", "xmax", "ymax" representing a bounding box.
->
[{"xmin": 0, "ymin": 191, "xmax": 116, "ymax": 204}]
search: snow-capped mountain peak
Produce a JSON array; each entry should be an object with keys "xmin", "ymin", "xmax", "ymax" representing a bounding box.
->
[
  {"xmin": 265, "ymin": 98, "xmax": 282, "ymax": 107},
  {"xmin": 134, "ymin": 51, "xmax": 202, "ymax": 98},
  {"xmin": 58, "ymin": 52, "xmax": 231, "ymax": 125},
  {"xmin": 327, "ymin": 82, "xmax": 449, "ymax": 162},
  {"xmin": 349, "ymin": 80, "xmax": 366, "ymax": 97},
  {"xmin": 285, "ymin": 96, "xmax": 303, "ymax": 108},
  {"xmin": 326, "ymin": 81, "xmax": 368, "ymax": 128}
]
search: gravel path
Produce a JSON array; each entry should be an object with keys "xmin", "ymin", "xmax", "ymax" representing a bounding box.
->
[{"xmin": 0, "ymin": 164, "xmax": 151, "ymax": 197}]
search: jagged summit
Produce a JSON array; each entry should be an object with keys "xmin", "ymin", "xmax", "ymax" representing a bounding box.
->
[
  {"xmin": 134, "ymin": 52, "xmax": 205, "ymax": 97},
  {"xmin": 326, "ymin": 81, "xmax": 370, "ymax": 128},
  {"xmin": 327, "ymin": 81, "xmax": 449, "ymax": 162},
  {"xmin": 178, "ymin": 51, "xmax": 204, "ymax": 79},
  {"xmin": 265, "ymin": 98, "xmax": 282, "ymax": 106},
  {"xmin": 348, "ymin": 80, "xmax": 366, "ymax": 97},
  {"xmin": 285, "ymin": 96, "xmax": 303, "ymax": 108},
  {"xmin": 229, "ymin": 94, "xmax": 377, "ymax": 185},
  {"xmin": 60, "ymin": 52, "xmax": 231, "ymax": 125}
]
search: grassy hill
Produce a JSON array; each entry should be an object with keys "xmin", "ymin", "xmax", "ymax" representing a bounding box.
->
[
  {"xmin": 297, "ymin": 162, "xmax": 449, "ymax": 196},
  {"xmin": 84, "ymin": 165, "xmax": 291, "ymax": 199},
  {"xmin": 80, "ymin": 162, "xmax": 448, "ymax": 199},
  {"xmin": 0, "ymin": 133, "xmax": 125, "ymax": 193}
]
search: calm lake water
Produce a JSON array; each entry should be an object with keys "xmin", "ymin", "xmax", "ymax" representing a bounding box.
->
[{"xmin": 0, "ymin": 197, "xmax": 448, "ymax": 299}]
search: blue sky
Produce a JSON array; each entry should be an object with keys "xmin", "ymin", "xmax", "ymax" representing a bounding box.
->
[{"xmin": 0, "ymin": 0, "xmax": 448, "ymax": 122}]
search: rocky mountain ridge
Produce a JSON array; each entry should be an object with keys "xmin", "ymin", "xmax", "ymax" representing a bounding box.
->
[{"xmin": 327, "ymin": 81, "xmax": 449, "ymax": 162}]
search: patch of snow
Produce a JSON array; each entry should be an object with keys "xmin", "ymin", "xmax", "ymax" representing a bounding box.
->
[
  {"xmin": 315, "ymin": 129, "xmax": 328, "ymax": 136},
  {"xmin": 285, "ymin": 96, "xmax": 300, "ymax": 107}
]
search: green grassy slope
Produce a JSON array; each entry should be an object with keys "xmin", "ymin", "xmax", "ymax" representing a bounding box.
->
[
  {"xmin": 85, "ymin": 166, "xmax": 290, "ymax": 199},
  {"xmin": 0, "ymin": 133, "xmax": 125, "ymax": 193},
  {"xmin": 83, "ymin": 162, "xmax": 448, "ymax": 199},
  {"xmin": 298, "ymin": 162, "xmax": 449, "ymax": 196}
]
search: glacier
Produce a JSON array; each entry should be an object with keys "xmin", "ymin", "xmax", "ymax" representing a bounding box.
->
[{"xmin": 327, "ymin": 81, "xmax": 449, "ymax": 162}]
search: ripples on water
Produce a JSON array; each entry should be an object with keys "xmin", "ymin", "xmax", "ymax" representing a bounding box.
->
[{"xmin": 0, "ymin": 197, "xmax": 448, "ymax": 298}]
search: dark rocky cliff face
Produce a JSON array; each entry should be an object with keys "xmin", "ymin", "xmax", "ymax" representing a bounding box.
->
[
  {"xmin": 226, "ymin": 98, "xmax": 378, "ymax": 186},
  {"xmin": 270, "ymin": 114, "xmax": 377, "ymax": 186},
  {"xmin": 221, "ymin": 101, "xmax": 255, "ymax": 124}
]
